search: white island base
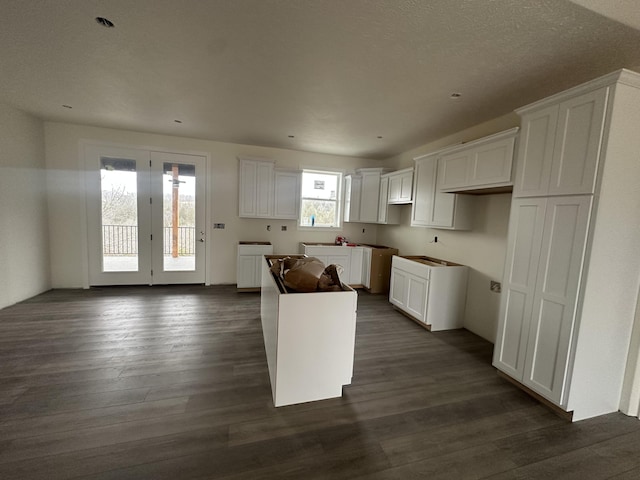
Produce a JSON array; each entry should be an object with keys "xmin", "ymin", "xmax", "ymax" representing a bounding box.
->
[{"xmin": 260, "ymin": 255, "xmax": 358, "ymax": 407}]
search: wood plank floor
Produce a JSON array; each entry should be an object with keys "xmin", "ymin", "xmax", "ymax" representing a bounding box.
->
[{"xmin": 1, "ymin": 285, "xmax": 639, "ymax": 479}]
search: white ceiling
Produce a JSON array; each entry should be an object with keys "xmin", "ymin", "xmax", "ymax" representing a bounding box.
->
[{"xmin": 1, "ymin": 0, "xmax": 640, "ymax": 159}]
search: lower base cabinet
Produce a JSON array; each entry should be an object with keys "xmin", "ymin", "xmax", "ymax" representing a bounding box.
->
[
  {"xmin": 260, "ymin": 255, "xmax": 357, "ymax": 407},
  {"xmin": 237, "ymin": 242, "xmax": 273, "ymax": 289},
  {"xmin": 389, "ymin": 256, "xmax": 468, "ymax": 331}
]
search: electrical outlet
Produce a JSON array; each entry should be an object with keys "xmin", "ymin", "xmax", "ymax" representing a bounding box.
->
[
  {"xmin": 490, "ymin": 281, "xmax": 502, "ymax": 293},
  {"xmin": 281, "ymin": 225, "xmax": 287, "ymax": 231}
]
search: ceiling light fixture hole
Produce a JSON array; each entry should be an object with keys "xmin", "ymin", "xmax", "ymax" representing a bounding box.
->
[
  {"xmin": 288, "ymin": 135, "xmax": 295, "ymax": 138},
  {"xmin": 377, "ymin": 136, "xmax": 383, "ymax": 139},
  {"xmin": 174, "ymin": 119, "xmax": 183, "ymax": 124},
  {"xmin": 95, "ymin": 17, "xmax": 115, "ymax": 28},
  {"xmin": 62, "ymin": 105, "xmax": 72, "ymax": 109},
  {"xmin": 450, "ymin": 92, "xmax": 462, "ymax": 99}
]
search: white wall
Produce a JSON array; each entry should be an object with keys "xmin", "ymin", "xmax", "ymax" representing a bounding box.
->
[
  {"xmin": 378, "ymin": 113, "xmax": 519, "ymax": 342},
  {"xmin": 44, "ymin": 122, "xmax": 382, "ymax": 288},
  {"xmin": 0, "ymin": 103, "xmax": 50, "ymax": 309}
]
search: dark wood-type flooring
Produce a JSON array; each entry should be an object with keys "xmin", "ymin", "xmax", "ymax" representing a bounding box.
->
[{"xmin": 1, "ymin": 285, "xmax": 640, "ymax": 479}]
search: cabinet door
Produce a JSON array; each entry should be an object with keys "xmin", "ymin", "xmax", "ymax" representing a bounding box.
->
[
  {"xmin": 362, "ymin": 248, "xmax": 372, "ymax": 288},
  {"xmin": 523, "ymin": 195, "xmax": 591, "ymax": 405},
  {"xmin": 438, "ymin": 150, "xmax": 471, "ymax": 190},
  {"xmin": 239, "ymin": 160, "xmax": 258, "ymax": 217},
  {"xmin": 471, "ymin": 136, "xmax": 515, "ymax": 186},
  {"xmin": 411, "ymin": 156, "xmax": 437, "ymax": 226},
  {"xmin": 360, "ymin": 172, "xmax": 380, "ymax": 223},
  {"xmin": 274, "ymin": 169, "xmax": 300, "ymax": 219},
  {"xmin": 549, "ymin": 88, "xmax": 607, "ymax": 196},
  {"xmin": 344, "ymin": 175, "xmax": 362, "ymax": 223},
  {"xmin": 514, "ymin": 105, "xmax": 558, "ymax": 197},
  {"xmin": 388, "ymin": 175, "xmax": 402, "ymax": 203},
  {"xmin": 256, "ymin": 161, "xmax": 274, "ymax": 217},
  {"xmin": 405, "ymin": 274, "xmax": 429, "ymax": 323},
  {"xmin": 349, "ymin": 248, "xmax": 364, "ymax": 284},
  {"xmin": 493, "ymin": 198, "xmax": 547, "ymax": 379},
  {"xmin": 237, "ymin": 255, "xmax": 258, "ymax": 288},
  {"xmin": 378, "ymin": 177, "xmax": 389, "ymax": 223},
  {"xmin": 327, "ymin": 254, "xmax": 351, "ymax": 282},
  {"xmin": 389, "ymin": 267, "xmax": 407, "ymax": 308},
  {"xmin": 238, "ymin": 159, "xmax": 274, "ymax": 218},
  {"xmin": 399, "ymin": 171, "xmax": 413, "ymax": 202}
]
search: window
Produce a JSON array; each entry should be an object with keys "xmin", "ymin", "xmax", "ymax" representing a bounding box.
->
[{"xmin": 299, "ymin": 169, "xmax": 342, "ymax": 228}]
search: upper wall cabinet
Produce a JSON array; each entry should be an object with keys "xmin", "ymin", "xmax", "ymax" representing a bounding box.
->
[
  {"xmin": 437, "ymin": 127, "xmax": 519, "ymax": 193},
  {"xmin": 344, "ymin": 168, "xmax": 391, "ymax": 224},
  {"xmin": 385, "ymin": 167, "xmax": 414, "ymax": 204},
  {"xmin": 514, "ymin": 88, "xmax": 607, "ymax": 197},
  {"xmin": 274, "ymin": 169, "xmax": 301, "ymax": 219},
  {"xmin": 411, "ymin": 154, "xmax": 472, "ymax": 230},
  {"xmin": 343, "ymin": 174, "xmax": 362, "ymax": 223},
  {"xmin": 238, "ymin": 157, "xmax": 300, "ymax": 219}
]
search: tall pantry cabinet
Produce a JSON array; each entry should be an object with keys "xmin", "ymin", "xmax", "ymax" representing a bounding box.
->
[{"xmin": 493, "ymin": 69, "xmax": 640, "ymax": 421}]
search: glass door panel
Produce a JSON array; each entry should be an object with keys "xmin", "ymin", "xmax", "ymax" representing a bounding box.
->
[
  {"xmin": 101, "ymin": 157, "xmax": 139, "ymax": 272},
  {"xmin": 163, "ymin": 162, "xmax": 196, "ymax": 272},
  {"xmin": 86, "ymin": 145, "xmax": 152, "ymax": 286}
]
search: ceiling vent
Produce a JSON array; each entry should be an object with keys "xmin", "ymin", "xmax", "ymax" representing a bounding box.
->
[{"xmin": 95, "ymin": 17, "xmax": 115, "ymax": 28}]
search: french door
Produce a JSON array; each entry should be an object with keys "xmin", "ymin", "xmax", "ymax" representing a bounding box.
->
[{"xmin": 85, "ymin": 145, "xmax": 206, "ymax": 285}]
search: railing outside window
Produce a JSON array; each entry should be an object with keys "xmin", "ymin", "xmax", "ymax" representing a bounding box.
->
[{"xmin": 102, "ymin": 225, "xmax": 195, "ymax": 255}]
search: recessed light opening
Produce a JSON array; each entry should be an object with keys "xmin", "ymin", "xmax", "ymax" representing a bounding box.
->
[
  {"xmin": 377, "ymin": 136, "xmax": 383, "ymax": 139},
  {"xmin": 95, "ymin": 17, "xmax": 115, "ymax": 28},
  {"xmin": 450, "ymin": 92, "xmax": 462, "ymax": 99},
  {"xmin": 62, "ymin": 105, "xmax": 72, "ymax": 109},
  {"xmin": 174, "ymin": 119, "xmax": 183, "ymax": 124},
  {"xmin": 288, "ymin": 135, "xmax": 295, "ymax": 138}
]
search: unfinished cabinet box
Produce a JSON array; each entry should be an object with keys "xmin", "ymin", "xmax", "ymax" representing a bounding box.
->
[
  {"xmin": 260, "ymin": 255, "xmax": 357, "ymax": 407},
  {"xmin": 360, "ymin": 245, "xmax": 399, "ymax": 294}
]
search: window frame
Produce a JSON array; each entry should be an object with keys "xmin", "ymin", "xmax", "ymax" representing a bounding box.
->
[{"xmin": 298, "ymin": 168, "xmax": 343, "ymax": 230}]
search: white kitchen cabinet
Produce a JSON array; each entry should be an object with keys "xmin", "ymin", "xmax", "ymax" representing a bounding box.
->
[
  {"xmin": 411, "ymin": 153, "xmax": 473, "ymax": 230},
  {"xmin": 386, "ymin": 167, "xmax": 413, "ymax": 204},
  {"xmin": 349, "ymin": 247, "xmax": 364, "ymax": 285},
  {"xmin": 300, "ymin": 244, "xmax": 350, "ymax": 284},
  {"xmin": 273, "ymin": 169, "xmax": 301, "ymax": 219},
  {"xmin": 389, "ymin": 256, "xmax": 468, "ymax": 331},
  {"xmin": 343, "ymin": 174, "xmax": 361, "ymax": 223},
  {"xmin": 344, "ymin": 168, "xmax": 391, "ymax": 224},
  {"xmin": 261, "ymin": 255, "xmax": 357, "ymax": 407},
  {"xmin": 494, "ymin": 196, "xmax": 591, "ymax": 403},
  {"xmin": 493, "ymin": 69, "xmax": 640, "ymax": 421},
  {"xmin": 237, "ymin": 242, "xmax": 273, "ymax": 289},
  {"xmin": 300, "ymin": 244, "xmax": 366, "ymax": 286},
  {"xmin": 437, "ymin": 128, "xmax": 518, "ymax": 193},
  {"xmin": 514, "ymin": 88, "xmax": 607, "ymax": 197},
  {"xmin": 238, "ymin": 158, "xmax": 301, "ymax": 219},
  {"xmin": 359, "ymin": 169, "xmax": 382, "ymax": 223},
  {"xmin": 361, "ymin": 247, "xmax": 372, "ymax": 289},
  {"xmin": 238, "ymin": 157, "xmax": 274, "ymax": 218},
  {"xmin": 377, "ymin": 176, "xmax": 401, "ymax": 225}
]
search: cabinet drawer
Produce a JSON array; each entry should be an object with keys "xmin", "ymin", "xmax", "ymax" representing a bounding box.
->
[
  {"xmin": 391, "ymin": 256, "xmax": 431, "ymax": 280},
  {"xmin": 238, "ymin": 244, "xmax": 273, "ymax": 256}
]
